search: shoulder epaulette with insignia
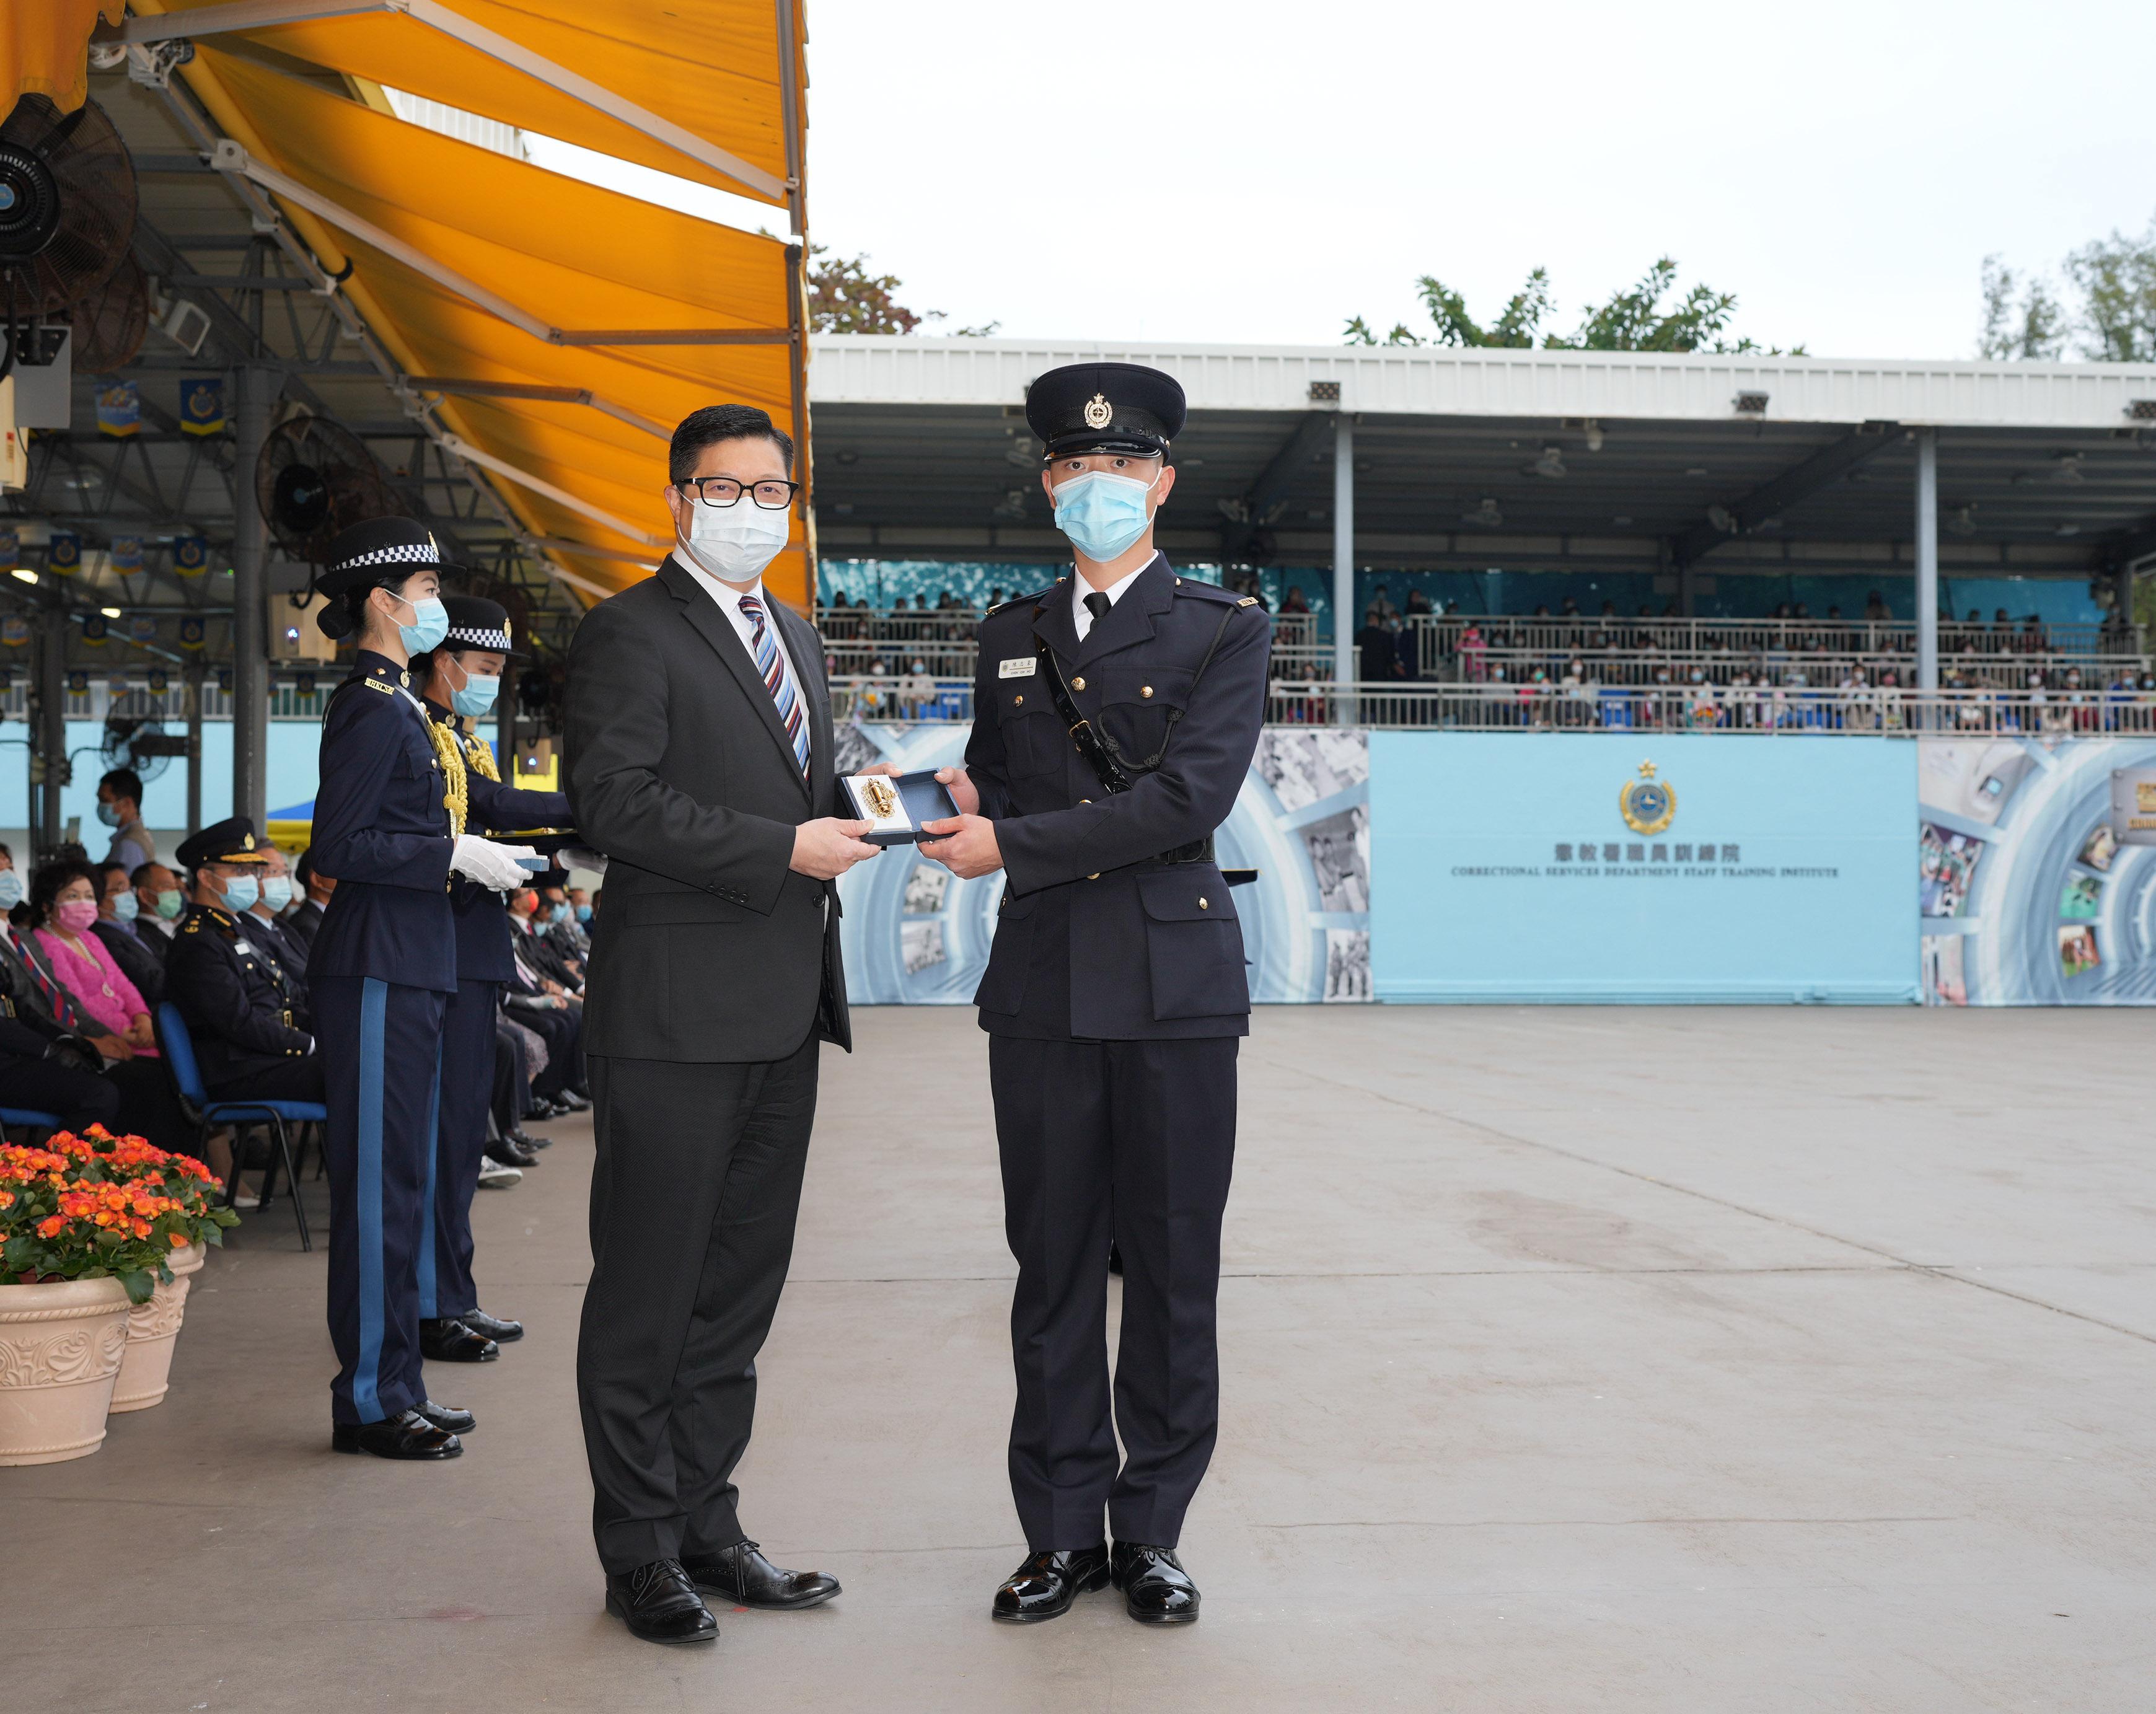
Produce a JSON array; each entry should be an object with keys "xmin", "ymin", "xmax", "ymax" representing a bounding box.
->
[
  {"xmin": 1171, "ymin": 577, "xmax": 1246, "ymax": 605},
  {"xmin": 361, "ymin": 678, "xmax": 397, "ymax": 695}
]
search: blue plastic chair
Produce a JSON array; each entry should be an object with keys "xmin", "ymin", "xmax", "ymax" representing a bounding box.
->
[
  {"xmin": 0, "ymin": 1107, "xmax": 63, "ymax": 1136},
  {"xmin": 154, "ymin": 1003, "xmax": 326, "ymax": 1251}
]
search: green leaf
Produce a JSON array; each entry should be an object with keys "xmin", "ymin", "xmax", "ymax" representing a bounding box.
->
[{"xmin": 117, "ymin": 1268, "xmax": 154, "ymax": 1305}]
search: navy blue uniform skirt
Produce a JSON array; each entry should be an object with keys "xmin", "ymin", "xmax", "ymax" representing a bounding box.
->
[
  {"xmin": 428, "ymin": 978, "xmax": 499, "ymax": 1322},
  {"xmin": 316, "ymin": 975, "xmax": 446, "ymax": 1426}
]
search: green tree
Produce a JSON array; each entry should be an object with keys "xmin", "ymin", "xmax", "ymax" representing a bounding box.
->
[
  {"xmin": 1978, "ymin": 255, "xmax": 2067, "ymax": 359},
  {"xmin": 805, "ymin": 244, "xmax": 1000, "ymax": 337},
  {"xmin": 1978, "ymin": 216, "xmax": 2156, "ymax": 361},
  {"xmin": 1347, "ymin": 258, "xmax": 1800, "ymax": 353}
]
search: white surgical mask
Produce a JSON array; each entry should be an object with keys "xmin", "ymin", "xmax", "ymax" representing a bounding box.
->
[{"xmin": 677, "ymin": 493, "xmax": 791, "ymax": 582}]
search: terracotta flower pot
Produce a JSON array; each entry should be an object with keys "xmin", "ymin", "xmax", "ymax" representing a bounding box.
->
[
  {"xmin": 110, "ymin": 1244, "xmax": 207, "ymax": 1414},
  {"xmin": 0, "ymin": 1275, "xmax": 133, "ymax": 1465}
]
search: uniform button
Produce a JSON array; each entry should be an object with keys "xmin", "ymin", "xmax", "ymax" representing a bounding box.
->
[
  {"xmin": 1087, "ymin": 872, "xmax": 1100, "ymax": 881},
  {"xmin": 1014, "ymin": 694, "xmax": 1024, "ymax": 706},
  {"xmin": 1141, "ymin": 686, "xmax": 1154, "ymax": 698},
  {"xmin": 1199, "ymin": 897, "xmax": 1209, "ymax": 910},
  {"xmin": 1079, "ymin": 798, "xmax": 1091, "ymax": 805},
  {"xmin": 1072, "ymin": 676, "xmax": 1086, "ymax": 690}
]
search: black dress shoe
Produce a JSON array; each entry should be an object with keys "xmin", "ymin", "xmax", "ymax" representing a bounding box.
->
[
  {"xmin": 1111, "ymin": 1542, "xmax": 1200, "ymax": 1624},
  {"xmin": 604, "ymin": 1559, "xmax": 718, "ymax": 1646},
  {"xmin": 485, "ymin": 1133, "xmax": 539, "ymax": 1168},
  {"xmin": 332, "ymin": 1409, "xmax": 462, "ymax": 1460},
  {"xmin": 991, "ymin": 1544, "xmax": 1111, "ymax": 1623},
  {"xmin": 554, "ymin": 1089, "xmax": 591, "ymax": 1112},
  {"xmin": 419, "ymin": 1317, "xmax": 499, "ymax": 1363},
  {"xmin": 417, "ymin": 1398, "xmax": 475, "ymax": 1433},
  {"xmin": 682, "ymin": 1540, "xmax": 840, "ymax": 1610},
  {"xmin": 460, "ymin": 1307, "xmax": 523, "ymax": 1343},
  {"xmin": 515, "ymin": 1124, "xmax": 553, "ymax": 1149}
]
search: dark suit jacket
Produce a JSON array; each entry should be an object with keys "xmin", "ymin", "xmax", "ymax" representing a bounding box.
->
[
  {"xmin": 565, "ymin": 556, "xmax": 850, "ymax": 1062},
  {"xmin": 966, "ymin": 555, "xmax": 1270, "ymax": 1040}
]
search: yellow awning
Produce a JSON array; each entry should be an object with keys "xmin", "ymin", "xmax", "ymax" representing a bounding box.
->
[
  {"xmin": 4, "ymin": 2, "xmax": 123, "ymax": 115},
  {"xmin": 134, "ymin": 0, "xmax": 802, "ymax": 206},
  {"xmin": 133, "ymin": 20, "xmax": 813, "ymax": 608}
]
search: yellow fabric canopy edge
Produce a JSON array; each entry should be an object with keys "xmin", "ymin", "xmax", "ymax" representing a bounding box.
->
[{"xmin": 3, "ymin": 1, "xmax": 123, "ymax": 115}]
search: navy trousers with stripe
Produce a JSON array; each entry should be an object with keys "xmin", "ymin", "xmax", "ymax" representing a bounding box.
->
[
  {"xmin": 427, "ymin": 978, "xmax": 499, "ymax": 1322},
  {"xmin": 317, "ymin": 975, "xmax": 446, "ymax": 1426}
]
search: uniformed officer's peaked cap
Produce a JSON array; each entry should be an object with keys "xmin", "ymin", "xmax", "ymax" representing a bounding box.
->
[
  {"xmin": 1025, "ymin": 362, "xmax": 1186, "ymax": 460},
  {"xmin": 314, "ymin": 518, "xmax": 460, "ymax": 600},
  {"xmin": 176, "ymin": 816, "xmax": 270, "ymax": 869},
  {"xmin": 441, "ymin": 594, "xmax": 521, "ymax": 657}
]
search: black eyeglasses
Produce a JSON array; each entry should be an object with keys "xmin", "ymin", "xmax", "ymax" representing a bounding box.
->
[{"xmin": 677, "ymin": 476, "xmax": 799, "ymax": 510}]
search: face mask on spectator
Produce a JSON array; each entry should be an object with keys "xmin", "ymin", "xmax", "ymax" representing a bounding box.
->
[
  {"xmin": 0, "ymin": 871, "xmax": 21, "ymax": 910},
  {"xmin": 220, "ymin": 874, "xmax": 260, "ymax": 915},
  {"xmin": 111, "ymin": 890, "xmax": 138, "ymax": 923},
  {"xmin": 549, "ymin": 902, "xmax": 571, "ymax": 925},
  {"xmin": 96, "ymin": 801, "xmax": 121, "ymax": 828},
  {"xmin": 261, "ymin": 875, "xmax": 294, "ymax": 912},
  {"xmin": 55, "ymin": 899, "xmax": 100, "ymax": 933},
  {"xmin": 576, "ymin": 904, "xmax": 592, "ymax": 924},
  {"xmin": 154, "ymin": 888, "xmax": 183, "ymax": 920}
]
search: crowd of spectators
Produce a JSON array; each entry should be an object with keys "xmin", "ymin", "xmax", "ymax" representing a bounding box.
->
[{"xmin": 0, "ymin": 767, "xmax": 603, "ymax": 1200}]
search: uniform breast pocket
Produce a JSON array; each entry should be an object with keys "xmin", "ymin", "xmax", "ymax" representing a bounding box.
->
[
  {"xmin": 1136, "ymin": 868, "xmax": 1248, "ymax": 1021},
  {"xmin": 998, "ymin": 683, "xmax": 1070, "ymax": 779},
  {"xmin": 1095, "ymin": 668, "xmax": 1193, "ymax": 766}
]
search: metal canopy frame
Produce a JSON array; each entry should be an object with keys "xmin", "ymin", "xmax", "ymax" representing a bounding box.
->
[{"xmin": 115, "ymin": 0, "xmax": 794, "ymax": 211}]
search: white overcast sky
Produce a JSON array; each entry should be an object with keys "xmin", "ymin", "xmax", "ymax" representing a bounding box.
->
[{"xmin": 742, "ymin": 0, "xmax": 2156, "ymax": 359}]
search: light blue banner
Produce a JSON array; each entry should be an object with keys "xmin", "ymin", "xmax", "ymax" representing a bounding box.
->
[{"xmin": 1370, "ymin": 732, "xmax": 1918, "ymax": 1003}]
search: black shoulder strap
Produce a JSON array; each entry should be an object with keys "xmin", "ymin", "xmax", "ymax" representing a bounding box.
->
[{"xmin": 1031, "ymin": 597, "xmax": 1246, "ymax": 797}]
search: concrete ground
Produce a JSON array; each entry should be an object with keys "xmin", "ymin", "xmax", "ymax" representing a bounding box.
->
[{"xmin": 9, "ymin": 1005, "xmax": 2153, "ymax": 1713}]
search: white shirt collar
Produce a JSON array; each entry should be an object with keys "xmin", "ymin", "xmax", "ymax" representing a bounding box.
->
[{"xmin": 1071, "ymin": 556, "xmax": 1153, "ymax": 636}]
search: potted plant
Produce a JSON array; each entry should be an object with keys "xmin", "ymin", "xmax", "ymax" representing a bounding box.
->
[
  {"xmin": 0, "ymin": 1131, "xmax": 225, "ymax": 1463},
  {"xmin": 86, "ymin": 1131, "xmax": 239, "ymax": 1413}
]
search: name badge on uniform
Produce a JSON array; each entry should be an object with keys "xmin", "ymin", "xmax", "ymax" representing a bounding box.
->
[
  {"xmin": 232, "ymin": 939, "xmax": 257, "ymax": 957},
  {"xmin": 999, "ymin": 657, "xmax": 1037, "ymax": 679}
]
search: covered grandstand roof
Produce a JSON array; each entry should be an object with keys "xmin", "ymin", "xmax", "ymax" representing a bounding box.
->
[{"xmin": 807, "ymin": 338, "xmax": 2156, "ymax": 585}]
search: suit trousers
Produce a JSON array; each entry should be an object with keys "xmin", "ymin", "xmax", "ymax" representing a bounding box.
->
[
  {"xmin": 989, "ymin": 1034, "xmax": 1238, "ymax": 1552},
  {"xmin": 426, "ymin": 978, "xmax": 498, "ymax": 1320},
  {"xmin": 576, "ymin": 1037, "xmax": 819, "ymax": 1574},
  {"xmin": 316, "ymin": 975, "xmax": 446, "ymax": 1426}
]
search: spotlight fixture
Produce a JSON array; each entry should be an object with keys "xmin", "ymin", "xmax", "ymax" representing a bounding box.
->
[
  {"xmin": 2126, "ymin": 400, "xmax": 2156, "ymax": 421},
  {"xmin": 1308, "ymin": 380, "xmax": 1342, "ymax": 405},
  {"xmin": 99, "ymin": 606, "xmax": 121, "ymax": 618},
  {"xmin": 10, "ymin": 568, "xmax": 35, "ymax": 584},
  {"xmin": 1530, "ymin": 445, "xmax": 1567, "ymax": 479},
  {"xmin": 1733, "ymin": 390, "xmax": 1769, "ymax": 415}
]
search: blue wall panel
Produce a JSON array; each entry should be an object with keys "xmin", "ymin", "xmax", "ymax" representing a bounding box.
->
[{"xmin": 1370, "ymin": 732, "xmax": 1917, "ymax": 1003}]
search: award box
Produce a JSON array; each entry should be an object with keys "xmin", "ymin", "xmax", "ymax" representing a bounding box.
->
[{"xmin": 840, "ymin": 770, "xmax": 961, "ymax": 846}]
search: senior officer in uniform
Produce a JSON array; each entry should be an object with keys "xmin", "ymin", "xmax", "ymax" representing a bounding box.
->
[
  {"xmin": 917, "ymin": 363, "xmax": 1269, "ymax": 1627},
  {"xmin": 309, "ymin": 519, "xmax": 539, "ymax": 1461},
  {"xmin": 411, "ymin": 594, "xmax": 570, "ymax": 1360},
  {"xmin": 164, "ymin": 817, "xmax": 323, "ymax": 1107}
]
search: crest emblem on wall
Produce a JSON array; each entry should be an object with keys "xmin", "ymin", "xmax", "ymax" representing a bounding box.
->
[{"xmin": 1619, "ymin": 759, "xmax": 1676, "ymax": 835}]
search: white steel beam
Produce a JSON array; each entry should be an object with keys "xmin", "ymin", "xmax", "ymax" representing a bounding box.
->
[
  {"xmin": 403, "ymin": 376, "xmax": 671, "ymax": 440},
  {"xmin": 437, "ymin": 433, "xmax": 667, "ymax": 547}
]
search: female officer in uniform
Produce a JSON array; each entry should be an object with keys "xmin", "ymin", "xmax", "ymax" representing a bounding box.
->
[
  {"xmin": 410, "ymin": 594, "xmax": 570, "ymax": 1364},
  {"xmin": 309, "ymin": 520, "xmax": 535, "ymax": 1461}
]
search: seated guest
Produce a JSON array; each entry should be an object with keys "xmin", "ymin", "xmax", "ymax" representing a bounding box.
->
[
  {"xmin": 32, "ymin": 859, "xmax": 159, "ymax": 1061},
  {"xmin": 286, "ymin": 848, "xmax": 334, "ymax": 949},
  {"xmin": 503, "ymin": 936, "xmax": 586, "ymax": 1114},
  {"xmin": 245, "ymin": 844, "xmax": 312, "ymax": 993},
  {"xmin": 130, "ymin": 861, "xmax": 186, "ymax": 958},
  {"xmin": 164, "ymin": 819, "xmax": 323, "ymax": 1106},
  {"xmin": 92, "ymin": 859, "xmax": 166, "ymax": 1007},
  {"xmin": 507, "ymin": 887, "xmax": 583, "ymax": 992},
  {"xmin": 536, "ymin": 884, "xmax": 588, "ymax": 965}
]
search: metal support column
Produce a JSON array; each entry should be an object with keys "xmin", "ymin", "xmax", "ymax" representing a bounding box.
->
[
  {"xmin": 1915, "ymin": 428, "xmax": 1938, "ymax": 698},
  {"xmin": 1332, "ymin": 413, "xmax": 1355, "ymax": 723},
  {"xmin": 231, "ymin": 363, "xmax": 273, "ymax": 828},
  {"xmin": 34, "ymin": 599, "xmax": 66, "ymax": 856},
  {"xmin": 184, "ymin": 663, "xmax": 204, "ymax": 840}
]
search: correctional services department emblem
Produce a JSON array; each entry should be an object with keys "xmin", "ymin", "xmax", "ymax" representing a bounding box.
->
[
  {"xmin": 1083, "ymin": 392, "xmax": 1113, "ymax": 429},
  {"xmin": 1619, "ymin": 759, "xmax": 1675, "ymax": 835}
]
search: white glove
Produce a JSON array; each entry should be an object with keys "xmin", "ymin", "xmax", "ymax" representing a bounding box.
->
[
  {"xmin": 558, "ymin": 844, "xmax": 607, "ymax": 879},
  {"xmin": 451, "ymin": 834, "xmax": 535, "ymax": 892}
]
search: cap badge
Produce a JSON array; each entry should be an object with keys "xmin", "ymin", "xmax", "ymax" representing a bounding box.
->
[
  {"xmin": 1083, "ymin": 393, "xmax": 1112, "ymax": 430},
  {"xmin": 242, "ymin": 832, "xmax": 255, "ymax": 850}
]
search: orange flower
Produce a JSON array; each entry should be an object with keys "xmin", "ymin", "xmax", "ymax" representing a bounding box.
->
[
  {"xmin": 168, "ymin": 1231, "xmax": 187, "ymax": 1247},
  {"xmin": 0, "ymin": 1190, "xmax": 12, "ymax": 1208},
  {"xmin": 37, "ymin": 1215, "xmax": 62, "ymax": 1238}
]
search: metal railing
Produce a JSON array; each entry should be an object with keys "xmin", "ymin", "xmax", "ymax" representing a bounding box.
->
[
  {"xmin": 1404, "ymin": 614, "xmax": 2142, "ymax": 659},
  {"xmin": 827, "ymin": 677, "xmax": 2156, "ymax": 735}
]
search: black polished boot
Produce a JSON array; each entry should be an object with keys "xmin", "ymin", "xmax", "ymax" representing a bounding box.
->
[
  {"xmin": 419, "ymin": 1317, "xmax": 499, "ymax": 1363},
  {"xmin": 416, "ymin": 1398, "xmax": 475, "ymax": 1433},
  {"xmin": 991, "ymin": 1545, "xmax": 1111, "ymax": 1623},
  {"xmin": 604, "ymin": 1559, "xmax": 718, "ymax": 1645},
  {"xmin": 1111, "ymin": 1542, "xmax": 1200, "ymax": 1624},
  {"xmin": 681, "ymin": 1540, "xmax": 840, "ymax": 1610},
  {"xmin": 331, "ymin": 1409, "xmax": 462, "ymax": 1460},
  {"xmin": 460, "ymin": 1307, "xmax": 523, "ymax": 1343}
]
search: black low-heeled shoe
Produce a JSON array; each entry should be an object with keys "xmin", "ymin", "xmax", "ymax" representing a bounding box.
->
[
  {"xmin": 419, "ymin": 1317, "xmax": 499, "ymax": 1363},
  {"xmin": 331, "ymin": 1409, "xmax": 462, "ymax": 1460},
  {"xmin": 1110, "ymin": 1542, "xmax": 1200, "ymax": 1624},
  {"xmin": 681, "ymin": 1540, "xmax": 840, "ymax": 1610},
  {"xmin": 991, "ymin": 1544, "xmax": 1111, "ymax": 1623},
  {"xmin": 416, "ymin": 1398, "xmax": 475, "ymax": 1433},
  {"xmin": 460, "ymin": 1307, "xmax": 523, "ymax": 1343},
  {"xmin": 604, "ymin": 1559, "xmax": 718, "ymax": 1646}
]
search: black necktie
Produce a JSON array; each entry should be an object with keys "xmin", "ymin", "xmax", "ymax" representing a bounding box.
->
[{"xmin": 1083, "ymin": 592, "xmax": 1111, "ymax": 628}]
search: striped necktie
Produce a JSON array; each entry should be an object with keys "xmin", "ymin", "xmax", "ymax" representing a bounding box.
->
[{"xmin": 737, "ymin": 591, "xmax": 811, "ymax": 778}]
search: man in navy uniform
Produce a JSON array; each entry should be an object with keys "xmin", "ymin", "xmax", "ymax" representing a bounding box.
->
[
  {"xmin": 164, "ymin": 817, "xmax": 324, "ymax": 1107},
  {"xmin": 917, "ymin": 362, "xmax": 1270, "ymax": 1626}
]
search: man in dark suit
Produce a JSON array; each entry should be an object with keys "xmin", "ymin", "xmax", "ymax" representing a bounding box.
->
[
  {"xmin": 918, "ymin": 363, "xmax": 1269, "ymax": 1629},
  {"xmin": 564, "ymin": 402, "xmax": 876, "ymax": 1648}
]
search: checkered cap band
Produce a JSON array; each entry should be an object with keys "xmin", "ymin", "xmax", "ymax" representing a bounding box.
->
[
  {"xmin": 446, "ymin": 625, "xmax": 510, "ymax": 651},
  {"xmin": 333, "ymin": 540, "xmax": 441, "ymax": 574}
]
